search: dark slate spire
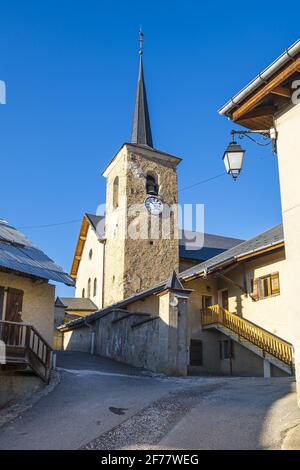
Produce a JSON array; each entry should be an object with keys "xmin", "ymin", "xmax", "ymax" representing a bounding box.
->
[{"xmin": 131, "ymin": 30, "xmax": 153, "ymax": 148}]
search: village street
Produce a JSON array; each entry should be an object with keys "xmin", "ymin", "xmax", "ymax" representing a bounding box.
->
[{"xmin": 0, "ymin": 351, "xmax": 299, "ymax": 450}]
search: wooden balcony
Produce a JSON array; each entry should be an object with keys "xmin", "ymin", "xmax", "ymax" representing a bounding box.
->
[{"xmin": 0, "ymin": 320, "xmax": 53, "ymax": 383}]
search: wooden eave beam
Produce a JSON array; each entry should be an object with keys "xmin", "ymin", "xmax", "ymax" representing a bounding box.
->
[
  {"xmin": 69, "ymin": 215, "xmax": 90, "ymax": 278},
  {"xmin": 238, "ymin": 105, "xmax": 275, "ymax": 121},
  {"xmin": 232, "ymin": 55, "xmax": 300, "ymax": 122},
  {"xmin": 270, "ymin": 86, "xmax": 291, "ymax": 98},
  {"xmin": 216, "ymin": 272, "xmax": 247, "ymax": 295}
]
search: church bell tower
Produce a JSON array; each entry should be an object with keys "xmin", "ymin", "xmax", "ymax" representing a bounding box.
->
[{"xmin": 103, "ymin": 31, "xmax": 181, "ymax": 307}]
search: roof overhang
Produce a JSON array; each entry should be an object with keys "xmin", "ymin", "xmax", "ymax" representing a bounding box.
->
[
  {"xmin": 61, "ymin": 238, "xmax": 284, "ymax": 332},
  {"xmin": 219, "ymin": 38, "xmax": 300, "ymax": 130},
  {"xmin": 70, "ymin": 214, "xmax": 105, "ymax": 280},
  {"xmin": 181, "ymin": 240, "xmax": 284, "ymax": 283}
]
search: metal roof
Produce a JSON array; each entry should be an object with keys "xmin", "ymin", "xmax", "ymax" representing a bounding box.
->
[
  {"xmin": 0, "ymin": 220, "xmax": 35, "ymax": 247},
  {"xmin": 179, "ymin": 230, "xmax": 243, "ymax": 261},
  {"xmin": 0, "ymin": 220, "xmax": 74, "ymax": 286}
]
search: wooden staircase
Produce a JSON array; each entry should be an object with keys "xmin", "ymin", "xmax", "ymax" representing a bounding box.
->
[
  {"xmin": 0, "ymin": 320, "xmax": 53, "ymax": 383},
  {"xmin": 202, "ymin": 305, "xmax": 294, "ymax": 375}
]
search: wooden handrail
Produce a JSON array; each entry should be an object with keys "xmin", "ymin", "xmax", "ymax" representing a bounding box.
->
[
  {"xmin": 202, "ymin": 305, "xmax": 294, "ymax": 367},
  {"xmin": 0, "ymin": 320, "xmax": 53, "ymax": 383}
]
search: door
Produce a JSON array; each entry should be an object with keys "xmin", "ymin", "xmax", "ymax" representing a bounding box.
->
[
  {"xmin": 5, "ymin": 288, "xmax": 24, "ymax": 321},
  {"xmin": 202, "ymin": 295, "xmax": 213, "ymax": 310},
  {"xmin": 221, "ymin": 289, "xmax": 229, "ymax": 311},
  {"xmin": 4, "ymin": 288, "xmax": 24, "ymax": 345},
  {"xmin": 189, "ymin": 339, "xmax": 203, "ymax": 366}
]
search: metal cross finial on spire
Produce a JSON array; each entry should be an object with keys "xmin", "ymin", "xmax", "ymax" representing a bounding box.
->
[
  {"xmin": 139, "ymin": 27, "xmax": 144, "ymax": 55},
  {"xmin": 131, "ymin": 27, "xmax": 153, "ymax": 148}
]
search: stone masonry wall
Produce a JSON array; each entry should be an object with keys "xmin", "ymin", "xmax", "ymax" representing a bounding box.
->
[
  {"xmin": 103, "ymin": 144, "xmax": 179, "ymax": 307},
  {"xmin": 63, "ymin": 309, "xmax": 160, "ymax": 372}
]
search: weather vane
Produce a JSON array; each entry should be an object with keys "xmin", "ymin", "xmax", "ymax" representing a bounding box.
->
[{"xmin": 139, "ymin": 27, "xmax": 144, "ymax": 55}]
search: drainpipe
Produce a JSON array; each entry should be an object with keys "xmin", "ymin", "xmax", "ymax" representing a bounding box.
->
[
  {"xmin": 101, "ymin": 241, "xmax": 106, "ymax": 308},
  {"xmin": 85, "ymin": 319, "xmax": 96, "ymax": 355}
]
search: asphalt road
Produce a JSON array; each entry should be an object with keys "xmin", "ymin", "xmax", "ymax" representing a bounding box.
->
[{"xmin": 0, "ymin": 351, "xmax": 299, "ymax": 450}]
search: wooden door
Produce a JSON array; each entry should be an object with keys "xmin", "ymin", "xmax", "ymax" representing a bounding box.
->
[
  {"xmin": 5, "ymin": 288, "xmax": 24, "ymax": 321},
  {"xmin": 221, "ymin": 290, "xmax": 229, "ymax": 311}
]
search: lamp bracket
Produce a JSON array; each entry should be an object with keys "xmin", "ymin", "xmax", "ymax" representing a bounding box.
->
[{"xmin": 230, "ymin": 129, "xmax": 272, "ymax": 147}]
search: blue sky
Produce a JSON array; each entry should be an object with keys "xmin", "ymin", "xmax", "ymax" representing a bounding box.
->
[{"xmin": 0, "ymin": 0, "xmax": 298, "ymax": 296}]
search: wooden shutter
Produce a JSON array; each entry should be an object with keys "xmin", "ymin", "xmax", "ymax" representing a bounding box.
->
[
  {"xmin": 251, "ymin": 278, "xmax": 259, "ymax": 300},
  {"xmin": 271, "ymin": 272, "xmax": 280, "ymax": 295}
]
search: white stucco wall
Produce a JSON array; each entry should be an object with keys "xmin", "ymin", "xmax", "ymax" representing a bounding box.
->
[
  {"xmin": 0, "ymin": 271, "xmax": 55, "ymax": 345},
  {"xmin": 275, "ymin": 104, "xmax": 300, "ymax": 342},
  {"xmin": 75, "ymin": 225, "xmax": 104, "ymax": 309},
  {"xmin": 275, "ymin": 102, "xmax": 300, "ymax": 401},
  {"xmin": 216, "ymin": 250, "xmax": 293, "ymax": 342}
]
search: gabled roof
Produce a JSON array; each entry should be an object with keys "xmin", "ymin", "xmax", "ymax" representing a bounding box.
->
[
  {"xmin": 56, "ymin": 297, "xmax": 98, "ymax": 312},
  {"xmin": 61, "ymin": 224, "xmax": 284, "ymax": 331},
  {"xmin": 85, "ymin": 213, "xmax": 105, "ymax": 239},
  {"xmin": 0, "ymin": 220, "xmax": 74, "ymax": 286},
  {"xmin": 70, "ymin": 213, "xmax": 105, "ymax": 279},
  {"xmin": 180, "ymin": 223, "xmax": 284, "ymax": 281},
  {"xmin": 179, "ymin": 230, "xmax": 243, "ymax": 261}
]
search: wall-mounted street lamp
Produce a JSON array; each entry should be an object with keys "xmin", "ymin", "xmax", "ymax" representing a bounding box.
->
[{"xmin": 223, "ymin": 129, "xmax": 276, "ymax": 180}]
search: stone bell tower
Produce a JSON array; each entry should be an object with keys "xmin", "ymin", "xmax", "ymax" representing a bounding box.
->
[{"xmin": 103, "ymin": 32, "xmax": 181, "ymax": 307}]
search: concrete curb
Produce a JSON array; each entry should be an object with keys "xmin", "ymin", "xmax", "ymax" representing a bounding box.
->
[
  {"xmin": 0, "ymin": 370, "xmax": 61, "ymax": 429},
  {"xmin": 282, "ymin": 423, "xmax": 300, "ymax": 450}
]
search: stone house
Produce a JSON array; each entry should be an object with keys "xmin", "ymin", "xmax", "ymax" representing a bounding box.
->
[{"xmin": 0, "ymin": 219, "xmax": 74, "ymax": 406}]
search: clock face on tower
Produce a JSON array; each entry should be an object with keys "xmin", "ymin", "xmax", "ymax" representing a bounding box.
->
[{"xmin": 144, "ymin": 196, "xmax": 163, "ymax": 215}]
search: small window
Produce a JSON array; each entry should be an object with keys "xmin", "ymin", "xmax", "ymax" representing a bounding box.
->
[
  {"xmin": 146, "ymin": 174, "xmax": 158, "ymax": 196},
  {"xmin": 82, "ymin": 288, "xmax": 85, "ymax": 298},
  {"xmin": 219, "ymin": 340, "xmax": 233, "ymax": 359},
  {"xmin": 113, "ymin": 176, "xmax": 119, "ymax": 209},
  {"xmin": 251, "ymin": 272, "xmax": 280, "ymax": 300},
  {"xmin": 93, "ymin": 278, "xmax": 97, "ymax": 297},
  {"xmin": 87, "ymin": 278, "xmax": 91, "ymax": 298},
  {"xmin": 189, "ymin": 339, "xmax": 203, "ymax": 366},
  {"xmin": 89, "ymin": 249, "xmax": 93, "ymax": 260}
]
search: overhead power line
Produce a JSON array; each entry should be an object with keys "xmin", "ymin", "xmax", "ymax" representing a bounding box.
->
[
  {"xmin": 179, "ymin": 172, "xmax": 226, "ymax": 192},
  {"xmin": 16, "ymin": 172, "xmax": 227, "ymax": 230},
  {"xmin": 17, "ymin": 219, "xmax": 82, "ymax": 230}
]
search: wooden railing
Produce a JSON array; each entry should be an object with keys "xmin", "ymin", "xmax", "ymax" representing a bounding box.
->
[
  {"xmin": 202, "ymin": 305, "xmax": 294, "ymax": 367},
  {"xmin": 0, "ymin": 320, "xmax": 53, "ymax": 383}
]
